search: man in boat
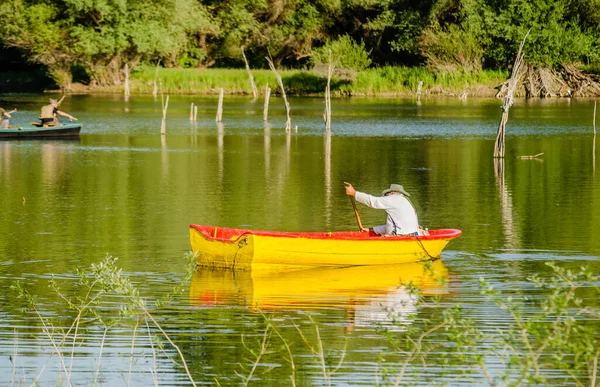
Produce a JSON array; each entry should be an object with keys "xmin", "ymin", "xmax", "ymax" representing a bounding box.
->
[
  {"xmin": 39, "ymin": 99, "xmax": 75, "ymax": 126},
  {"xmin": 0, "ymin": 107, "xmax": 15, "ymax": 128},
  {"xmin": 344, "ymin": 183, "xmax": 420, "ymax": 236}
]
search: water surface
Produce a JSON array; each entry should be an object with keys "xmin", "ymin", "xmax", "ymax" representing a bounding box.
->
[{"xmin": 0, "ymin": 94, "xmax": 598, "ymax": 385}]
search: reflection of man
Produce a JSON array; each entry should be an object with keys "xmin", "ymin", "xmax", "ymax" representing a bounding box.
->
[
  {"xmin": 1, "ymin": 107, "xmax": 14, "ymax": 128},
  {"xmin": 40, "ymin": 99, "xmax": 75, "ymax": 126},
  {"xmin": 353, "ymin": 287, "xmax": 418, "ymax": 331}
]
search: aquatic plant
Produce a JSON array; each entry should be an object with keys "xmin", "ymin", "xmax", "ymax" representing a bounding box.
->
[
  {"xmin": 10, "ymin": 253, "xmax": 197, "ymax": 386},
  {"xmin": 8, "ymin": 257, "xmax": 598, "ymax": 386},
  {"xmin": 477, "ymin": 262, "xmax": 599, "ymax": 386}
]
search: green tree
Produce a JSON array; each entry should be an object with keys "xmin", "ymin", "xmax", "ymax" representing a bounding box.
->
[
  {"xmin": 311, "ymin": 34, "xmax": 371, "ymax": 71},
  {"xmin": 0, "ymin": 0, "xmax": 214, "ymax": 88},
  {"xmin": 204, "ymin": 0, "xmax": 341, "ymax": 67},
  {"xmin": 481, "ymin": 0, "xmax": 599, "ymax": 68},
  {"xmin": 332, "ymin": 0, "xmax": 436, "ymax": 66},
  {"xmin": 418, "ymin": 0, "xmax": 487, "ymax": 72}
]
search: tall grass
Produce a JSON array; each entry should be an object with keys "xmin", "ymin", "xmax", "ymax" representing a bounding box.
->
[
  {"xmin": 128, "ymin": 65, "xmax": 508, "ymax": 97},
  {"xmin": 348, "ymin": 67, "xmax": 508, "ymax": 95}
]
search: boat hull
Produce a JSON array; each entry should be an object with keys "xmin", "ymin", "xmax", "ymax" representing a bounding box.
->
[
  {"xmin": 0, "ymin": 123, "xmax": 81, "ymax": 138},
  {"xmin": 189, "ymin": 224, "xmax": 462, "ymax": 270}
]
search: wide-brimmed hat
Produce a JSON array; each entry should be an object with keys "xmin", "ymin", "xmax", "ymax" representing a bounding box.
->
[{"xmin": 382, "ymin": 184, "xmax": 410, "ymax": 197}]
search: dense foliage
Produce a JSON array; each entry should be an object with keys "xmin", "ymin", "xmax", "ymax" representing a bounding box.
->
[{"xmin": 1, "ymin": 0, "xmax": 599, "ymax": 89}]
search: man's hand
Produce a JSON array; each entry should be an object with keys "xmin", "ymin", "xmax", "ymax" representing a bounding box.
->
[{"xmin": 344, "ymin": 182, "xmax": 356, "ymax": 196}]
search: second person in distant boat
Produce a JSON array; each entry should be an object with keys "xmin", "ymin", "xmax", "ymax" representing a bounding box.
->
[
  {"xmin": 40, "ymin": 99, "xmax": 75, "ymax": 126},
  {"xmin": 1, "ymin": 107, "xmax": 15, "ymax": 128}
]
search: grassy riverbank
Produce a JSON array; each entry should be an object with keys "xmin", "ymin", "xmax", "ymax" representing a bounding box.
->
[{"xmin": 67, "ymin": 66, "xmax": 508, "ymax": 97}]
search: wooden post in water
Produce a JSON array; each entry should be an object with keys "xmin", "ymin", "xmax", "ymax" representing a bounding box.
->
[
  {"xmin": 124, "ymin": 63, "xmax": 130, "ymax": 102},
  {"xmin": 159, "ymin": 80, "xmax": 168, "ymax": 135},
  {"xmin": 494, "ymin": 30, "xmax": 529, "ymax": 159},
  {"xmin": 152, "ymin": 60, "xmax": 160, "ymax": 98},
  {"xmin": 416, "ymin": 80, "xmax": 423, "ymax": 103},
  {"xmin": 241, "ymin": 47, "xmax": 258, "ymax": 100},
  {"xmin": 266, "ymin": 57, "xmax": 291, "ymax": 131},
  {"xmin": 216, "ymin": 88, "xmax": 224, "ymax": 122},
  {"xmin": 193, "ymin": 105, "xmax": 198, "ymax": 122},
  {"xmin": 264, "ymin": 83, "xmax": 271, "ymax": 121},
  {"xmin": 161, "ymin": 95, "xmax": 169, "ymax": 135},
  {"xmin": 190, "ymin": 103, "xmax": 195, "ymax": 121}
]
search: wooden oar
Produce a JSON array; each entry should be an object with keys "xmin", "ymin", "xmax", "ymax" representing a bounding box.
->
[
  {"xmin": 349, "ymin": 195, "xmax": 365, "ymax": 232},
  {"xmin": 344, "ymin": 182, "xmax": 365, "ymax": 232}
]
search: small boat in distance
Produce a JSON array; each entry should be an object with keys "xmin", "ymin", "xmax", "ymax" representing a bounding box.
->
[
  {"xmin": 0, "ymin": 122, "xmax": 81, "ymax": 139},
  {"xmin": 189, "ymin": 224, "xmax": 462, "ymax": 271}
]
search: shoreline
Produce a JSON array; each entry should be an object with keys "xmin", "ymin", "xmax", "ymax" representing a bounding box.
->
[
  {"xmin": 2, "ymin": 67, "xmax": 507, "ymax": 98},
  {"xmin": 46, "ymin": 82, "xmax": 502, "ymax": 99}
]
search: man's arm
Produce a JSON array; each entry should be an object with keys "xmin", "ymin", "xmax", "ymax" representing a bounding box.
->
[
  {"xmin": 56, "ymin": 110, "xmax": 75, "ymax": 120},
  {"xmin": 355, "ymin": 191, "xmax": 395, "ymax": 210}
]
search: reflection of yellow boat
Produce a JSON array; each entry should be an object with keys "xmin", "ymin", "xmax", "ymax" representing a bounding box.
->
[
  {"xmin": 189, "ymin": 224, "xmax": 461, "ymax": 270},
  {"xmin": 189, "ymin": 260, "xmax": 448, "ymax": 310}
]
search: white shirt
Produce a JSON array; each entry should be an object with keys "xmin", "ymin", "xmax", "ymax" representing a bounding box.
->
[{"xmin": 355, "ymin": 191, "xmax": 419, "ymax": 235}]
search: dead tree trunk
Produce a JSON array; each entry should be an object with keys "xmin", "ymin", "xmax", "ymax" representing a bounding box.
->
[
  {"xmin": 264, "ymin": 83, "xmax": 271, "ymax": 121},
  {"xmin": 216, "ymin": 88, "xmax": 224, "ymax": 122},
  {"xmin": 161, "ymin": 96, "xmax": 169, "ymax": 135},
  {"xmin": 494, "ymin": 30, "xmax": 529, "ymax": 158},
  {"xmin": 241, "ymin": 47, "xmax": 258, "ymax": 99},
  {"xmin": 266, "ymin": 57, "xmax": 292, "ymax": 132}
]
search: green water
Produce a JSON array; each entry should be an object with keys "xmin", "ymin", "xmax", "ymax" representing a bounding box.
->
[{"xmin": 0, "ymin": 94, "xmax": 598, "ymax": 385}]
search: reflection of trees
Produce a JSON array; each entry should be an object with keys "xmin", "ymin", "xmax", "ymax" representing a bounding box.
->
[
  {"xmin": 161, "ymin": 134, "xmax": 168, "ymax": 180},
  {"xmin": 324, "ymin": 132, "xmax": 332, "ymax": 229},
  {"xmin": 217, "ymin": 122, "xmax": 224, "ymax": 185},
  {"xmin": 264, "ymin": 122, "xmax": 271, "ymax": 182},
  {"xmin": 494, "ymin": 157, "xmax": 519, "ymax": 249}
]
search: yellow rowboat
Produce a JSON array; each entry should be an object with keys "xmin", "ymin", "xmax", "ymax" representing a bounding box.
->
[
  {"xmin": 189, "ymin": 224, "xmax": 462, "ymax": 270},
  {"xmin": 189, "ymin": 261, "xmax": 449, "ymax": 326}
]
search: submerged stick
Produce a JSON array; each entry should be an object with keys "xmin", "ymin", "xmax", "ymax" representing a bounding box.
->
[{"xmin": 517, "ymin": 153, "xmax": 544, "ymax": 159}]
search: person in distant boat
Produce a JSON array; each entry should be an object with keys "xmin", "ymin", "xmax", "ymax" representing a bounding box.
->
[
  {"xmin": 344, "ymin": 182, "xmax": 420, "ymax": 236},
  {"xmin": 40, "ymin": 99, "xmax": 75, "ymax": 126},
  {"xmin": 1, "ymin": 107, "xmax": 15, "ymax": 128}
]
